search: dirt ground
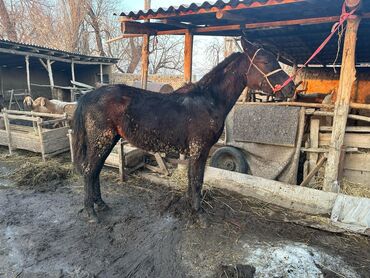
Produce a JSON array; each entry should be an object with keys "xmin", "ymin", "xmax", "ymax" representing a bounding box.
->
[{"xmin": 0, "ymin": 147, "xmax": 370, "ymax": 278}]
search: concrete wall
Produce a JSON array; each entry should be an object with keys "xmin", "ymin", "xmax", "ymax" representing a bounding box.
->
[{"xmin": 112, "ymin": 73, "xmax": 185, "ymax": 90}]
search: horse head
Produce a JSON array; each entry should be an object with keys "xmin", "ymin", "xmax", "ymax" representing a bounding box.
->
[{"xmin": 241, "ymin": 37, "xmax": 295, "ymax": 101}]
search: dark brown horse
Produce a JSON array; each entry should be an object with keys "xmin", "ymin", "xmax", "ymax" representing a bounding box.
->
[{"xmin": 72, "ymin": 38, "xmax": 295, "ymax": 222}]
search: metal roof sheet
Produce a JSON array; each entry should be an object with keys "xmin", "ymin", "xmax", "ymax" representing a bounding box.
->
[{"xmin": 0, "ymin": 39, "xmax": 119, "ymax": 64}]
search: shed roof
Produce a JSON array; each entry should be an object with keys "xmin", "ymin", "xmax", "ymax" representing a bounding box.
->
[
  {"xmin": 0, "ymin": 39, "xmax": 119, "ymax": 65},
  {"xmin": 119, "ymin": 0, "xmax": 370, "ymax": 66}
]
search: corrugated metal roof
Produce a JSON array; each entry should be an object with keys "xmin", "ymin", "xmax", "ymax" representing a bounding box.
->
[
  {"xmin": 0, "ymin": 39, "xmax": 119, "ymax": 64},
  {"xmin": 118, "ymin": 0, "xmax": 370, "ymax": 65},
  {"xmin": 120, "ymin": 0, "xmax": 279, "ymax": 20}
]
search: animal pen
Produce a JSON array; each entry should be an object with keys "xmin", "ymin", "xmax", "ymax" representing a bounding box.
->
[
  {"xmin": 0, "ymin": 40, "xmax": 118, "ymax": 159},
  {"xmin": 110, "ymin": 0, "xmax": 370, "ymax": 234}
]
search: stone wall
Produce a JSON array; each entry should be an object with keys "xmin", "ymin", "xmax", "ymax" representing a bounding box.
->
[{"xmin": 112, "ymin": 73, "xmax": 185, "ymax": 90}]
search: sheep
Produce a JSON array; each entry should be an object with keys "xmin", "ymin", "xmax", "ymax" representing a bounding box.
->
[{"xmin": 23, "ymin": 96, "xmax": 76, "ymax": 118}]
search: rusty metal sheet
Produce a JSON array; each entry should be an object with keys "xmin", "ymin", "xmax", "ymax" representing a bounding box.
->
[{"xmin": 232, "ymin": 105, "xmax": 300, "ymax": 147}]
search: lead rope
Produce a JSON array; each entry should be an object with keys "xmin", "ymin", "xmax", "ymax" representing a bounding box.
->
[{"xmin": 272, "ymin": 1, "xmax": 358, "ymax": 93}]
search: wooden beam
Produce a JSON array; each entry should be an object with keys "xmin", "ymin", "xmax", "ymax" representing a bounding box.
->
[
  {"xmin": 25, "ymin": 55, "xmax": 31, "ymax": 94},
  {"xmin": 216, "ymin": 10, "xmax": 246, "ymax": 22},
  {"xmin": 121, "ymin": 21, "xmax": 156, "ymax": 35},
  {"xmin": 184, "ymin": 31, "xmax": 193, "ymax": 83},
  {"xmin": 110, "ymin": 13, "xmax": 370, "ymax": 40},
  {"xmin": 324, "ymin": 12, "xmax": 361, "ymax": 192}
]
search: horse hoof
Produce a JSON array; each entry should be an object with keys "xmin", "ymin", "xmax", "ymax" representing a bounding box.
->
[
  {"xmin": 84, "ymin": 208, "xmax": 99, "ymax": 223},
  {"xmin": 96, "ymin": 203, "xmax": 110, "ymax": 212}
]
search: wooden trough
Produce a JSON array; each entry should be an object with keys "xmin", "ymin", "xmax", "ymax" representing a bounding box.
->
[{"xmin": 0, "ymin": 109, "xmax": 70, "ymax": 161}]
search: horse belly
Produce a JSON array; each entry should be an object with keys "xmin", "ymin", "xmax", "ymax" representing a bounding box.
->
[{"xmin": 126, "ymin": 130, "xmax": 187, "ymax": 153}]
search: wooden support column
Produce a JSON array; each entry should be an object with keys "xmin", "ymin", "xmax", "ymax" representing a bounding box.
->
[
  {"xmin": 184, "ymin": 31, "xmax": 193, "ymax": 83},
  {"xmin": 141, "ymin": 0, "xmax": 151, "ymax": 90},
  {"xmin": 141, "ymin": 35, "xmax": 150, "ymax": 89},
  {"xmin": 323, "ymin": 2, "xmax": 361, "ymax": 192},
  {"xmin": 71, "ymin": 61, "xmax": 76, "ymax": 101},
  {"xmin": 47, "ymin": 59, "xmax": 54, "ymax": 95},
  {"xmin": 25, "ymin": 56, "xmax": 31, "ymax": 94},
  {"xmin": 99, "ymin": 64, "xmax": 103, "ymax": 84}
]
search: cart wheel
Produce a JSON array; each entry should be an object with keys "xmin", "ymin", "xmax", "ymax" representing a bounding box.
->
[{"xmin": 210, "ymin": 146, "xmax": 248, "ymax": 173}]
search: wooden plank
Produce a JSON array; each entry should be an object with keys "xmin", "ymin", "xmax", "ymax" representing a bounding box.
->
[
  {"xmin": 343, "ymin": 153, "xmax": 370, "ymax": 172},
  {"xmin": 324, "ymin": 14, "xmax": 361, "ymax": 192},
  {"xmin": 309, "ymin": 118, "xmax": 320, "ymax": 173},
  {"xmin": 43, "ymin": 138, "xmax": 69, "ymax": 154},
  {"xmin": 204, "ymin": 167, "xmax": 338, "ymax": 215},
  {"xmin": 343, "ymin": 169, "xmax": 370, "ymax": 186},
  {"xmin": 320, "ymin": 126, "xmax": 370, "ymax": 133},
  {"xmin": 42, "ymin": 126, "xmax": 70, "ymax": 141},
  {"xmin": 247, "ymin": 101, "xmax": 333, "ymax": 109},
  {"xmin": 4, "ymin": 110, "xmax": 65, "ymax": 118},
  {"xmin": 319, "ymin": 133, "xmax": 370, "ymax": 149},
  {"xmin": 300, "ymin": 156, "xmax": 327, "ymax": 187}
]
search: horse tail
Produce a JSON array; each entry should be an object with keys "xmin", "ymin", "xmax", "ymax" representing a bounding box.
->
[{"xmin": 72, "ymin": 97, "xmax": 88, "ymax": 173}]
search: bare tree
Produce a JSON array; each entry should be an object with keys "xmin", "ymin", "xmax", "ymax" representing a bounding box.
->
[
  {"xmin": 206, "ymin": 38, "xmax": 224, "ymax": 67},
  {"xmin": 149, "ymin": 36, "xmax": 184, "ymax": 74},
  {"xmin": 0, "ymin": 0, "xmax": 17, "ymax": 40}
]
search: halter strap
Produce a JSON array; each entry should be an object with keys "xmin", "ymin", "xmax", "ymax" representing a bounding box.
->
[{"xmin": 246, "ymin": 48, "xmax": 283, "ymax": 92}]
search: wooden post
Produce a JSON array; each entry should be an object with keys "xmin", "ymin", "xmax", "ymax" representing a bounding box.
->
[
  {"xmin": 308, "ymin": 118, "xmax": 320, "ymax": 174},
  {"xmin": 36, "ymin": 117, "xmax": 46, "ymax": 162},
  {"xmin": 25, "ymin": 56, "xmax": 31, "ymax": 94},
  {"xmin": 118, "ymin": 139, "xmax": 126, "ymax": 182},
  {"xmin": 184, "ymin": 31, "xmax": 193, "ymax": 83},
  {"xmin": 141, "ymin": 35, "xmax": 150, "ymax": 89},
  {"xmin": 47, "ymin": 59, "xmax": 54, "ymax": 95},
  {"xmin": 3, "ymin": 110, "xmax": 12, "ymax": 155},
  {"xmin": 99, "ymin": 64, "xmax": 103, "ymax": 84},
  {"xmin": 323, "ymin": 2, "xmax": 361, "ymax": 192},
  {"xmin": 68, "ymin": 129, "xmax": 74, "ymax": 163},
  {"xmin": 140, "ymin": 0, "xmax": 151, "ymax": 90},
  {"xmin": 71, "ymin": 61, "xmax": 76, "ymax": 101}
]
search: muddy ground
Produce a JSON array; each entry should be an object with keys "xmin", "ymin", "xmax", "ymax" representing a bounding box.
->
[{"xmin": 0, "ymin": 148, "xmax": 370, "ymax": 278}]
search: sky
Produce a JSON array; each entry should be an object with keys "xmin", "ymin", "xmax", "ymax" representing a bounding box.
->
[
  {"xmin": 118, "ymin": 0, "xmax": 226, "ymax": 78},
  {"xmin": 120, "ymin": 0, "xmax": 189, "ymax": 13}
]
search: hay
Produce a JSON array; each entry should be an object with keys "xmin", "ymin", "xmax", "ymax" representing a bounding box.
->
[
  {"xmin": 7, "ymin": 161, "xmax": 72, "ymax": 188},
  {"xmin": 169, "ymin": 168, "xmax": 188, "ymax": 189},
  {"xmin": 341, "ymin": 179, "xmax": 370, "ymax": 199}
]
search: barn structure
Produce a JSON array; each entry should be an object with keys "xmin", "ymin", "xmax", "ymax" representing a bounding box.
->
[
  {"xmin": 0, "ymin": 39, "xmax": 118, "ymax": 107},
  {"xmin": 111, "ymin": 0, "xmax": 370, "ymax": 233}
]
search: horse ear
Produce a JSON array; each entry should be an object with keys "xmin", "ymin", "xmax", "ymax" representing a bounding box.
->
[
  {"xmin": 241, "ymin": 37, "xmax": 249, "ymax": 52},
  {"xmin": 40, "ymin": 98, "xmax": 46, "ymax": 107}
]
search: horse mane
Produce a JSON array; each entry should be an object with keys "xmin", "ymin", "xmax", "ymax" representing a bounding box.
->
[{"xmin": 173, "ymin": 52, "xmax": 244, "ymax": 95}]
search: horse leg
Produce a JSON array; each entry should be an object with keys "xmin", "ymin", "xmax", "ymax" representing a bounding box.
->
[
  {"xmin": 188, "ymin": 148, "xmax": 209, "ymax": 212},
  {"xmin": 83, "ymin": 131, "xmax": 119, "ymax": 222},
  {"xmin": 93, "ymin": 178, "xmax": 110, "ymax": 212}
]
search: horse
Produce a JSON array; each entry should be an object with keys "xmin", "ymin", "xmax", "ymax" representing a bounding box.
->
[{"xmin": 72, "ymin": 38, "xmax": 295, "ymax": 222}]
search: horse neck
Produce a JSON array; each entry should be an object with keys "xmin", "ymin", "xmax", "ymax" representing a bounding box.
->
[{"xmin": 197, "ymin": 53, "xmax": 249, "ymax": 115}]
